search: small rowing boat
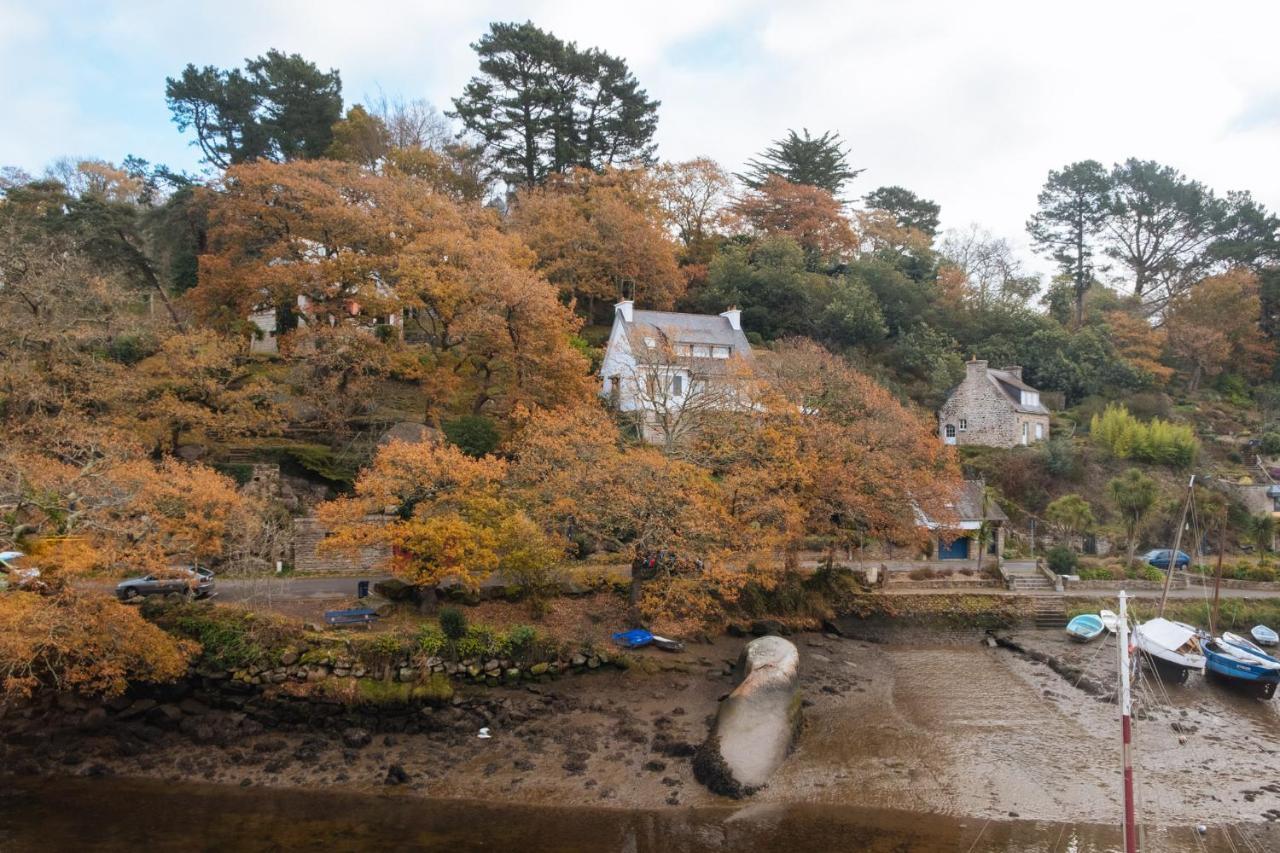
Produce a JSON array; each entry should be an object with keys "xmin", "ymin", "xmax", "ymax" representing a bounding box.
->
[
  {"xmin": 612, "ymin": 629, "xmax": 654, "ymax": 649},
  {"xmin": 1099, "ymin": 609, "xmax": 1118, "ymax": 633},
  {"xmin": 1066, "ymin": 614, "xmax": 1105, "ymax": 642},
  {"xmin": 1251, "ymin": 625, "xmax": 1279, "ymax": 647}
]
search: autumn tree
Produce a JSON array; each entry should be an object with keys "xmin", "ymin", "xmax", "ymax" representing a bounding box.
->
[
  {"xmin": 450, "ymin": 21, "xmax": 660, "ymax": 187},
  {"xmin": 733, "ymin": 176, "xmax": 859, "ymax": 265},
  {"xmin": 656, "ymin": 157, "xmax": 736, "ymax": 259},
  {"xmin": 740, "ymin": 129, "xmax": 861, "ymax": 195},
  {"xmin": 1163, "ymin": 268, "xmax": 1275, "ymax": 390},
  {"xmin": 1027, "ymin": 160, "xmax": 1112, "ymax": 325},
  {"xmin": 510, "ymin": 167, "xmax": 684, "ymax": 316},
  {"xmin": 165, "ymin": 50, "xmax": 343, "ymax": 168},
  {"xmin": 1103, "ymin": 309, "xmax": 1174, "ymax": 383}
]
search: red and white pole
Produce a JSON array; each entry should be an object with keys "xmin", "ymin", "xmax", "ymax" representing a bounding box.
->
[{"xmin": 1118, "ymin": 590, "xmax": 1138, "ymax": 853}]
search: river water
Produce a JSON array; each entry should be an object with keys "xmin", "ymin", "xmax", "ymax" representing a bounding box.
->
[{"xmin": 0, "ymin": 776, "xmax": 1262, "ymax": 852}]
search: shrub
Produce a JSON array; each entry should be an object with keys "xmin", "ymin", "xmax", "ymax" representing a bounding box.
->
[
  {"xmin": 442, "ymin": 415, "xmax": 500, "ymax": 457},
  {"xmin": 506, "ymin": 624, "xmax": 537, "ymax": 654},
  {"xmin": 438, "ymin": 606, "xmax": 467, "ymax": 640},
  {"xmin": 1046, "ymin": 546, "xmax": 1078, "ymax": 575},
  {"xmin": 1261, "ymin": 432, "xmax": 1280, "ymax": 456},
  {"xmin": 1090, "ymin": 404, "xmax": 1198, "ymax": 467},
  {"xmin": 416, "ymin": 626, "xmax": 445, "ymax": 655}
]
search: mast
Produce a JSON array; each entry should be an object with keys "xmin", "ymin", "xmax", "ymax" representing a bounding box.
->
[
  {"xmin": 1118, "ymin": 590, "xmax": 1139, "ymax": 853},
  {"xmin": 1211, "ymin": 515, "xmax": 1225, "ymax": 636},
  {"xmin": 1158, "ymin": 476, "xmax": 1195, "ymax": 617}
]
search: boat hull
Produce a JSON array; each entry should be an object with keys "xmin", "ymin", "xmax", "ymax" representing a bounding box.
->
[
  {"xmin": 1252, "ymin": 625, "xmax": 1279, "ymax": 647},
  {"xmin": 1204, "ymin": 641, "xmax": 1280, "ymax": 698},
  {"xmin": 1066, "ymin": 615, "xmax": 1104, "ymax": 643}
]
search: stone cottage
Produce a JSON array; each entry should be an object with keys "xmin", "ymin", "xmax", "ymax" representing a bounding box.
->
[
  {"xmin": 916, "ymin": 479, "xmax": 1008, "ymax": 565},
  {"xmin": 938, "ymin": 359, "xmax": 1050, "ymax": 448}
]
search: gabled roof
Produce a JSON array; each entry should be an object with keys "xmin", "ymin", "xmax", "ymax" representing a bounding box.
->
[
  {"xmin": 985, "ymin": 369, "xmax": 1050, "ymax": 415},
  {"xmin": 948, "ymin": 481, "xmax": 1008, "ymax": 523},
  {"xmin": 615, "ymin": 309, "xmax": 755, "ymax": 369}
]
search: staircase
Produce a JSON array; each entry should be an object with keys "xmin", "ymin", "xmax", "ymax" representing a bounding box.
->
[
  {"xmin": 1007, "ymin": 572, "xmax": 1055, "ymax": 592},
  {"xmin": 1030, "ymin": 595, "xmax": 1067, "ymax": 628}
]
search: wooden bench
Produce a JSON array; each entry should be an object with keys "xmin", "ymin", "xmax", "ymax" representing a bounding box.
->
[{"xmin": 323, "ymin": 608, "xmax": 379, "ymax": 629}]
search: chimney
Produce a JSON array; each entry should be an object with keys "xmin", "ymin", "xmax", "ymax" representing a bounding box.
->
[
  {"xmin": 966, "ymin": 357, "xmax": 988, "ymax": 379},
  {"xmin": 1004, "ymin": 365, "xmax": 1023, "ymax": 380},
  {"xmin": 719, "ymin": 306, "xmax": 741, "ymax": 331},
  {"xmin": 615, "ymin": 300, "xmax": 634, "ymax": 323}
]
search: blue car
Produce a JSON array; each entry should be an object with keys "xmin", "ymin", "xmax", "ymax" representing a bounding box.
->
[{"xmin": 1141, "ymin": 549, "xmax": 1191, "ymax": 571}]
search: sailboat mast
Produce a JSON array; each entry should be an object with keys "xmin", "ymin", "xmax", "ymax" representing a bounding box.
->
[
  {"xmin": 1118, "ymin": 590, "xmax": 1138, "ymax": 853},
  {"xmin": 1158, "ymin": 475, "xmax": 1195, "ymax": 617},
  {"xmin": 1211, "ymin": 515, "xmax": 1225, "ymax": 636}
]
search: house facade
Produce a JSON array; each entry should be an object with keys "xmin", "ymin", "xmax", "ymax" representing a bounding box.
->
[
  {"xmin": 599, "ymin": 301, "xmax": 753, "ymax": 445},
  {"xmin": 938, "ymin": 359, "xmax": 1050, "ymax": 448},
  {"xmin": 917, "ymin": 480, "xmax": 1008, "ymax": 565},
  {"xmin": 248, "ymin": 294, "xmax": 402, "ymax": 355}
]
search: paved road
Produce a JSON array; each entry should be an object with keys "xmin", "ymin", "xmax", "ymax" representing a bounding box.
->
[{"xmin": 81, "ymin": 575, "xmax": 390, "ymax": 604}]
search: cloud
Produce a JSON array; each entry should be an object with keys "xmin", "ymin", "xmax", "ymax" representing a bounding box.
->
[{"xmin": 3, "ymin": 0, "xmax": 1280, "ymax": 279}]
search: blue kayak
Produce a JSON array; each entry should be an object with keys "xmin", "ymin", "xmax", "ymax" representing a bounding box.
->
[
  {"xmin": 1066, "ymin": 614, "xmax": 1105, "ymax": 643},
  {"xmin": 612, "ymin": 629, "xmax": 654, "ymax": 649}
]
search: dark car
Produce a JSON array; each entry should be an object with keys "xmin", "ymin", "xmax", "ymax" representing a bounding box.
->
[
  {"xmin": 1141, "ymin": 549, "xmax": 1191, "ymax": 571},
  {"xmin": 116, "ymin": 566, "xmax": 215, "ymax": 601}
]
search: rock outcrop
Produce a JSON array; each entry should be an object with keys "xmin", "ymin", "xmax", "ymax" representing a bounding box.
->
[{"xmin": 693, "ymin": 635, "xmax": 801, "ymax": 797}]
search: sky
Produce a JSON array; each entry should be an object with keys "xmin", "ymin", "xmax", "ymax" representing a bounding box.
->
[{"xmin": 4, "ymin": 0, "xmax": 1280, "ymax": 275}]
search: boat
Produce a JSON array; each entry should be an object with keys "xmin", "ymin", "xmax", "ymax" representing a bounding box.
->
[
  {"xmin": 1099, "ymin": 609, "xmax": 1119, "ymax": 633},
  {"xmin": 1202, "ymin": 636, "xmax": 1280, "ymax": 698},
  {"xmin": 611, "ymin": 629, "xmax": 654, "ymax": 649},
  {"xmin": 1251, "ymin": 625, "xmax": 1279, "ymax": 647},
  {"xmin": 1066, "ymin": 614, "xmax": 1105, "ymax": 642},
  {"xmin": 650, "ymin": 635, "xmax": 685, "ymax": 653},
  {"xmin": 1221, "ymin": 632, "xmax": 1280, "ymax": 665},
  {"xmin": 1135, "ymin": 617, "xmax": 1205, "ymax": 683}
]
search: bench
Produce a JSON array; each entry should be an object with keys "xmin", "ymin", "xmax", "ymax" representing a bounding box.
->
[{"xmin": 323, "ymin": 608, "xmax": 379, "ymax": 628}]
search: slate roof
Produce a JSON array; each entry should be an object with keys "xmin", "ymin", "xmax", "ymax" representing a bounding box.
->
[
  {"xmin": 986, "ymin": 368, "xmax": 1050, "ymax": 415},
  {"xmin": 947, "ymin": 481, "xmax": 1009, "ymax": 523},
  {"xmin": 621, "ymin": 310, "xmax": 754, "ymax": 366}
]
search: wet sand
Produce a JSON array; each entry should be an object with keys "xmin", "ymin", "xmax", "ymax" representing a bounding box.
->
[{"xmin": 4, "ymin": 629, "xmax": 1279, "ymax": 849}]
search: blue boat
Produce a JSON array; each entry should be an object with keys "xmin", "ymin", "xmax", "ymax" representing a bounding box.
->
[
  {"xmin": 1251, "ymin": 625, "xmax": 1279, "ymax": 647},
  {"xmin": 612, "ymin": 629, "xmax": 654, "ymax": 649},
  {"xmin": 1066, "ymin": 614, "xmax": 1105, "ymax": 643},
  {"xmin": 1222, "ymin": 632, "xmax": 1280, "ymax": 664},
  {"xmin": 1203, "ymin": 637, "xmax": 1280, "ymax": 699}
]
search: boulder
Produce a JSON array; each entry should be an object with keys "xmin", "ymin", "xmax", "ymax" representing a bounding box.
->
[
  {"xmin": 342, "ymin": 727, "xmax": 372, "ymax": 749},
  {"xmin": 693, "ymin": 636, "xmax": 801, "ymax": 798}
]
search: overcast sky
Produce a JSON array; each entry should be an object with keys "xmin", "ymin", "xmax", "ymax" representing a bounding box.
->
[{"xmin": 4, "ymin": 0, "xmax": 1280, "ymax": 275}]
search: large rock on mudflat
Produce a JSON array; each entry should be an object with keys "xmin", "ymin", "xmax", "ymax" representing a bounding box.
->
[{"xmin": 693, "ymin": 635, "xmax": 801, "ymax": 797}]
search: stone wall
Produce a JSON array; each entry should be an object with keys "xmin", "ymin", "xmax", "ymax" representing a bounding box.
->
[{"xmin": 291, "ymin": 515, "xmax": 390, "ymax": 575}]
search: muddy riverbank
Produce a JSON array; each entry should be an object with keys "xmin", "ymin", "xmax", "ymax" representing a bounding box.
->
[{"xmin": 4, "ymin": 628, "xmax": 1280, "ymax": 849}]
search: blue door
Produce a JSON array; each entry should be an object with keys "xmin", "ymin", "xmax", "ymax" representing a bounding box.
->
[{"xmin": 938, "ymin": 537, "xmax": 970, "ymax": 560}]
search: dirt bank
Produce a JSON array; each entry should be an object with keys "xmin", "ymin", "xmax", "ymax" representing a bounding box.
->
[{"xmin": 4, "ymin": 627, "xmax": 1280, "ymax": 840}]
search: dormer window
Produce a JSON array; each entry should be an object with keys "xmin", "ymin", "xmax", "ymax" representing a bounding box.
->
[
  {"xmin": 711, "ymin": 345, "xmax": 730, "ymax": 359},
  {"xmin": 1021, "ymin": 391, "xmax": 1039, "ymax": 408}
]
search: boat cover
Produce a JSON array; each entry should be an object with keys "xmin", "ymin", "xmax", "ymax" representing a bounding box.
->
[
  {"xmin": 612, "ymin": 629, "xmax": 654, "ymax": 649},
  {"xmin": 1138, "ymin": 618, "xmax": 1198, "ymax": 653}
]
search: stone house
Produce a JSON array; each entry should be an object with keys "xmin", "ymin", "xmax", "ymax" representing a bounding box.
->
[
  {"xmin": 938, "ymin": 359, "xmax": 1050, "ymax": 448},
  {"xmin": 249, "ymin": 293, "xmax": 402, "ymax": 355},
  {"xmin": 599, "ymin": 301, "xmax": 754, "ymax": 445}
]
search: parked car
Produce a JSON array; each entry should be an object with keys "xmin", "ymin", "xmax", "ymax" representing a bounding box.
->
[
  {"xmin": 116, "ymin": 566, "xmax": 215, "ymax": 601},
  {"xmin": 1141, "ymin": 549, "xmax": 1191, "ymax": 571}
]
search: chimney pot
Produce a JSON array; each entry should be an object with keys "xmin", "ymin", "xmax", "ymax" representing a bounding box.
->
[{"xmin": 720, "ymin": 307, "xmax": 742, "ymax": 331}]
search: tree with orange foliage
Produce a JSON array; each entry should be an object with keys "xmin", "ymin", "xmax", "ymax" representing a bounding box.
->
[
  {"xmin": 1164, "ymin": 269, "xmax": 1275, "ymax": 390},
  {"xmin": 1104, "ymin": 310, "xmax": 1174, "ymax": 383},
  {"xmin": 732, "ymin": 175, "xmax": 858, "ymax": 266},
  {"xmin": 510, "ymin": 167, "xmax": 685, "ymax": 319},
  {"xmin": 0, "ymin": 590, "xmax": 197, "ymax": 699},
  {"xmin": 318, "ymin": 440, "xmax": 562, "ymax": 591},
  {"xmin": 194, "ymin": 159, "xmax": 590, "ymax": 419}
]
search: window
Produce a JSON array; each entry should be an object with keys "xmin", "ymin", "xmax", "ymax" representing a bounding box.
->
[
  {"xmin": 672, "ymin": 375, "xmax": 684, "ymax": 396},
  {"xmin": 945, "ymin": 424, "xmax": 956, "ymax": 438},
  {"xmin": 1022, "ymin": 422, "xmax": 1029, "ymax": 444},
  {"xmin": 1021, "ymin": 390, "xmax": 1039, "ymax": 408},
  {"xmin": 711, "ymin": 345, "xmax": 730, "ymax": 359},
  {"xmin": 1035, "ymin": 423, "xmax": 1044, "ymax": 440},
  {"xmin": 675, "ymin": 343, "xmax": 692, "ymax": 356},
  {"xmin": 644, "ymin": 336, "xmax": 656, "ymax": 348},
  {"xmin": 958, "ymin": 418, "xmax": 967, "ymax": 432},
  {"xmin": 692, "ymin": 344, "xmax": 710, "ymax": 358}
]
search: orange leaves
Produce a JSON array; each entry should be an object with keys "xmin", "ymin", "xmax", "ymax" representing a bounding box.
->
[
  {"xmin": 0, "ymin": 590, "xmax": 197, "ymax": 699},
  {"xmin": 732, "ymin": 175, "xmax": 858, "ymax": 261},
  {"xmin": 510, "ymin": 167, "xmax": 685, "ymax": 312},
  {"xmin": 1163, "ymin": 269, "xmax": 1276, "ymax": 389}
]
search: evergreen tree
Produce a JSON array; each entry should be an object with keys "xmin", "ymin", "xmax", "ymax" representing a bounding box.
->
[
  {"xmin": 864, "ymin": 185, "xmax": 940, "ymax": 237},
  {"xmin": 1026, "ymin": 160, "xmax": 1111, "ymax": 326},
  {"xmin": 740, "ymin": 128, "xmax": 862, "ymax": 195},
  {"xmin": 450, "ymin": 21, "xmax": 659, "ymax": 188}
]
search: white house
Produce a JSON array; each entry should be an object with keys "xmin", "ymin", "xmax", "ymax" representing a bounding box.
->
[
  {"xmin": 599, "ymin": 301, "xmax": 754, "ymax": 445},
  {"xmin": 248, "ymin": 293, "xmax": 402, "ymax": 355}
]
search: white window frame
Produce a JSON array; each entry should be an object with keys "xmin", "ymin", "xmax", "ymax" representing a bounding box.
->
[
  {"xmin": 945, "ymin": 424, "xmax": 956, "ymax": 438},
  {"xmin": 1035, "ymin": 422, "xmax": 1044, "ymax": 440},
  {"xmin": 1022, "ymin": 422, "xmax": 1029, "ymax": 444},
  {"xmin": 671, "ymin": 375, "xmax": 684, "ymax": 396},
  {"xmin": 958, "ymin": 418, "xmax": 967, "ymax": 432}
]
